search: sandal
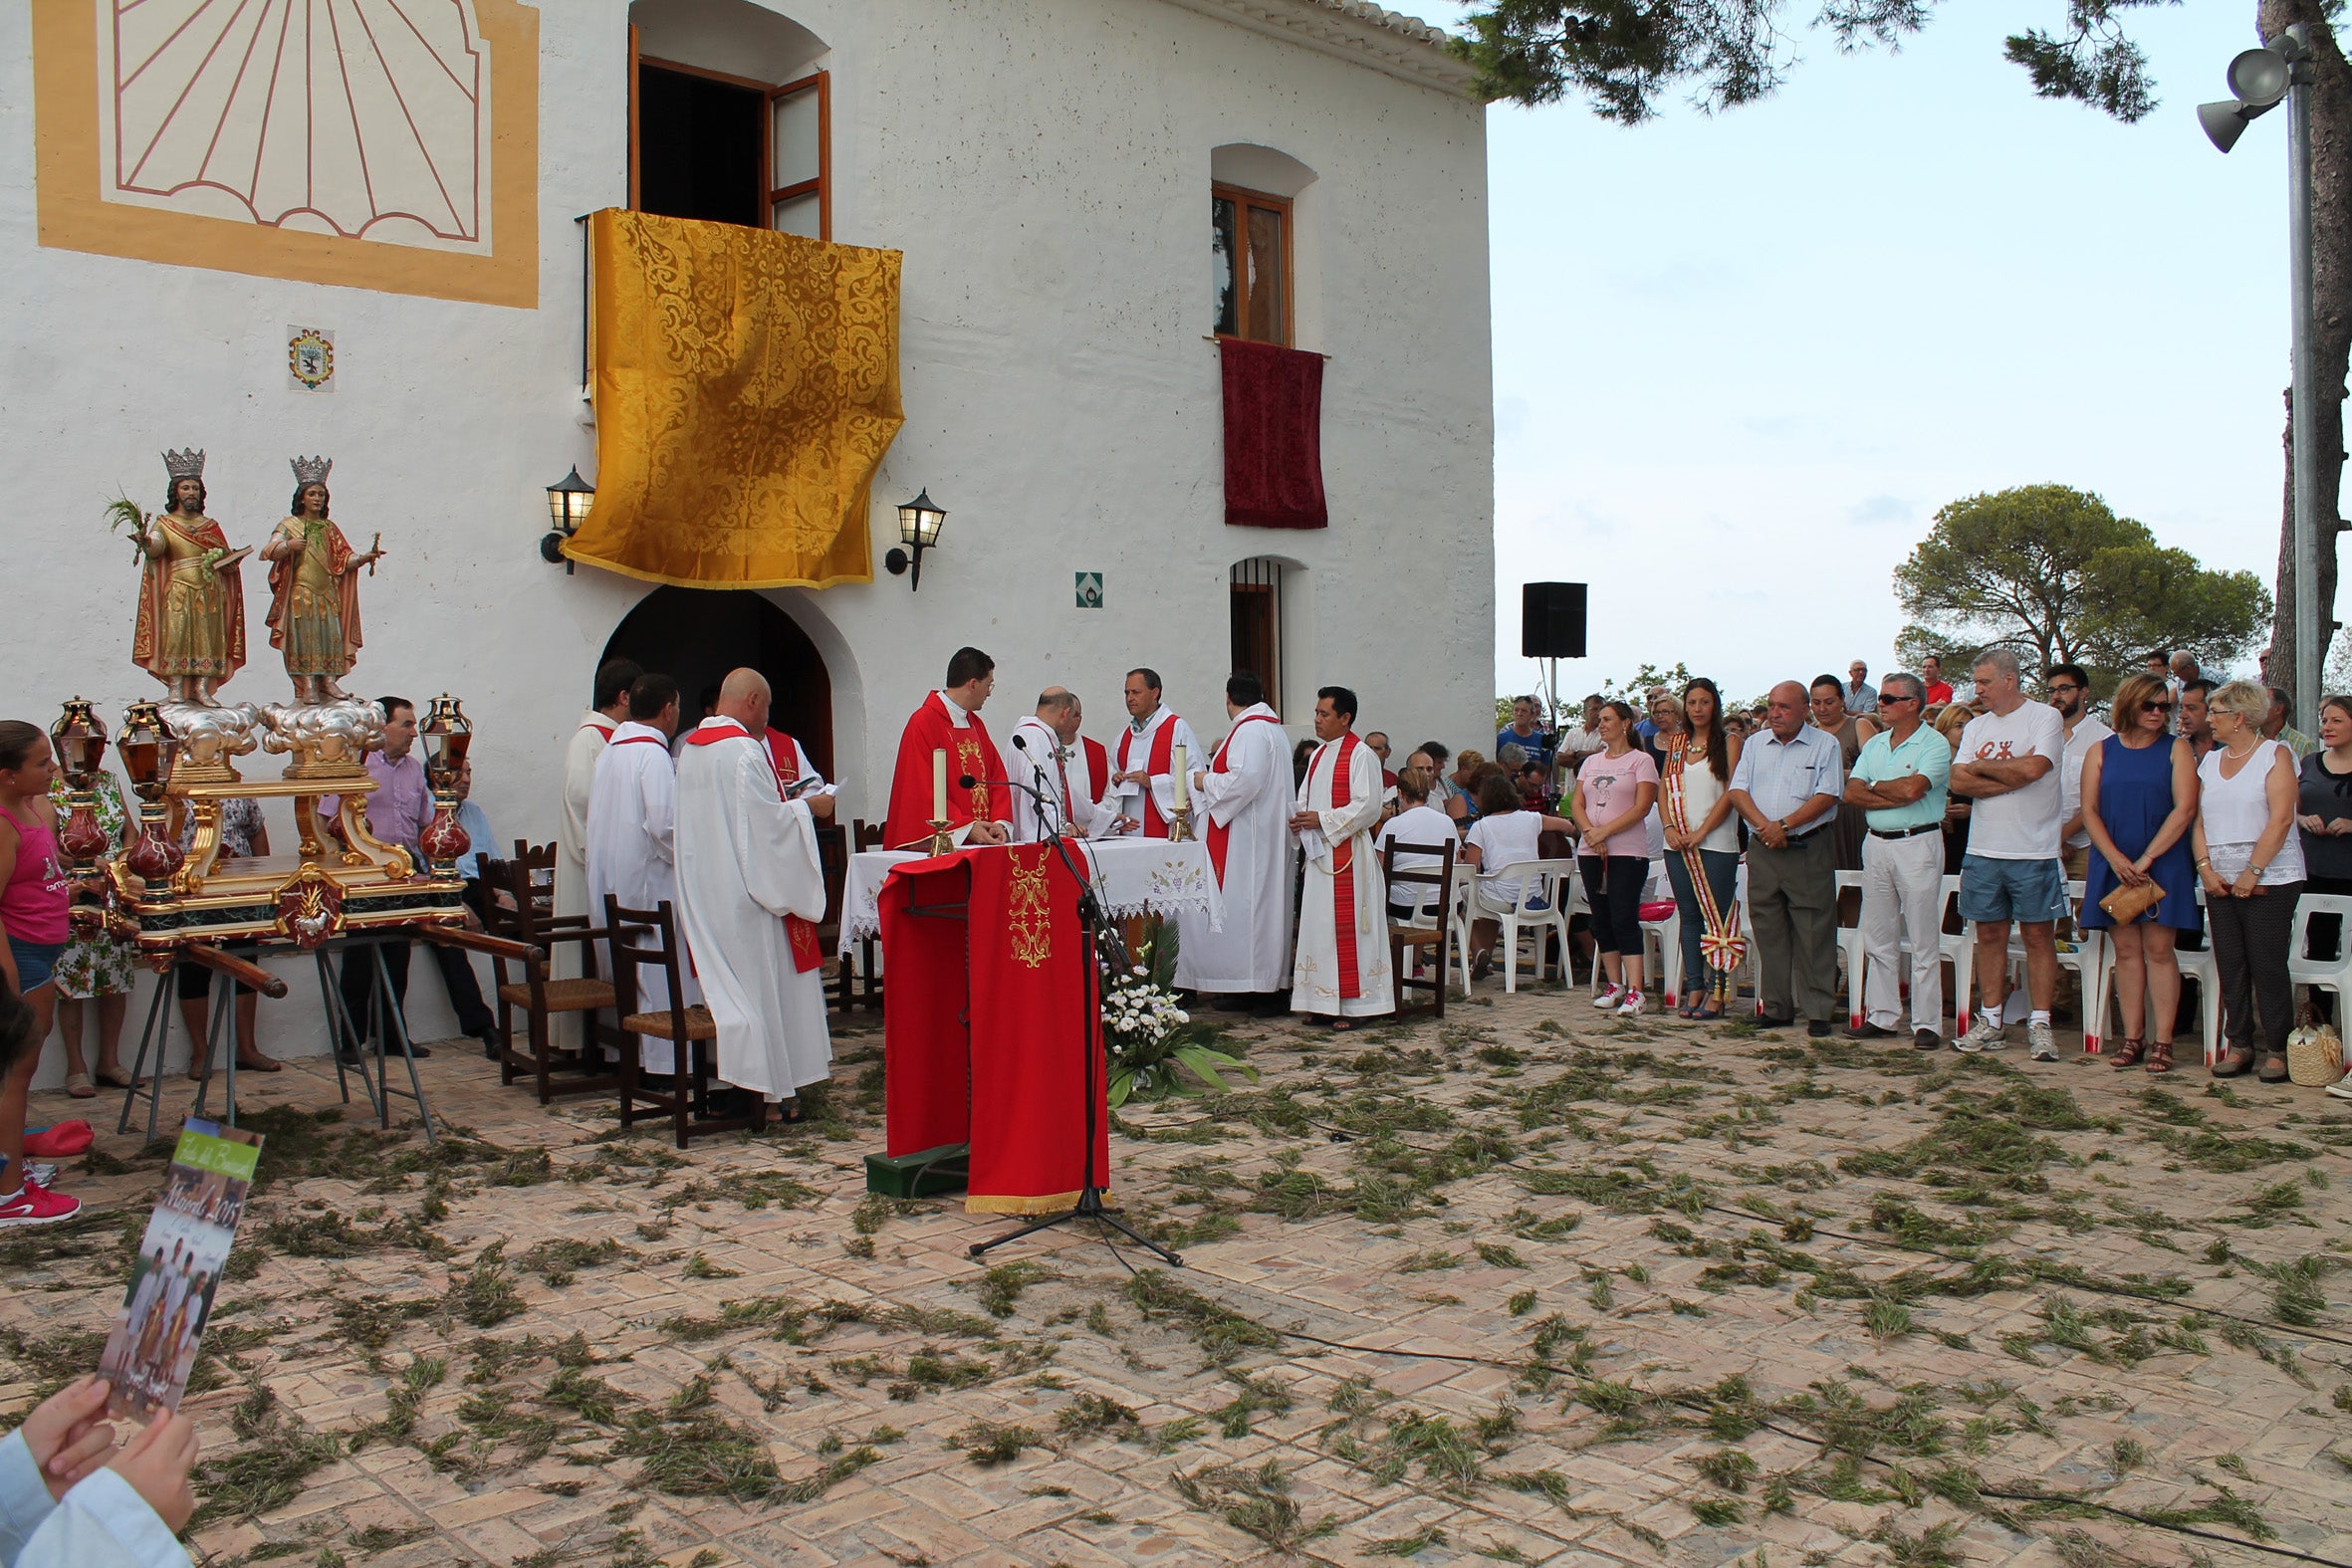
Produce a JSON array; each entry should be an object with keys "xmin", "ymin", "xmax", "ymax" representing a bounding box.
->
[
  {"xmin": 2108, "ymin": 1038, "xmax": 2147, "ymax": 1068},
  {"xmin": 2144, "ymin": 1039, "xmax": 2174, "ymax": 1074},
  {"xmin": 64, "ymin": 1072, "xmax": 95, "ymax": 1100},
  {"xmin": 93, "ymin": 1069, "xmax": 133, "ymax": 1090}
]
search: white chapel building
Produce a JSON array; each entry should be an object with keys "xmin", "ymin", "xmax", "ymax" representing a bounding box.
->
[{"xmin": 3, "ymin": 0, "xmax": 1494, "ymax": 1049}]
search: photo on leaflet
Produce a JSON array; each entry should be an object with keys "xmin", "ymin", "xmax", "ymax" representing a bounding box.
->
[{"xmin": 96, "ymin": 1118, "xmax": 263, "ymax": 1423}]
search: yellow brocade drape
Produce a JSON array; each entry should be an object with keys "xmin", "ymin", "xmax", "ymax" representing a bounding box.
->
[{"xmin": 567, "ymin": 210, "xmax": 903, "ymax": 588}]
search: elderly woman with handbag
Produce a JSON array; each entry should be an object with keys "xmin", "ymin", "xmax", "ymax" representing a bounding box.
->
[
  {"xmin": 2193, "ymin": 680, "xmax": 2308, "ymax": 1080},
  {"xmin": 2079, "ymin": 673, "xmax": 2202, "ymax": 1072}
]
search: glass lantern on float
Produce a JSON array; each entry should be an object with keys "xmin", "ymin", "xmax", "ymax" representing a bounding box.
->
[
  {"xmin": 118, "ymin": 700, "xmax": 183, "ymax": 883},
  {"xmin": 416, "ymin": 694, "xmax": 473, "ymax": 875},
  {"xmin": 49, "ymin": 698, "xmax": 111, "ymax": 873}
]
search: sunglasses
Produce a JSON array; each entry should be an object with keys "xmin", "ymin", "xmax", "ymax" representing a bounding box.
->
[
  {"xmin": 1881, "ymin": 693, "xmax": 1922, "ymax": 705},
  {"xmin": 2142, "ymin": 700, "xmax": 2175, "ymax": 714}
]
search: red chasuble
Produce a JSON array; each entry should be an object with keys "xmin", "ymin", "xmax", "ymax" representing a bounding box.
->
[
  {"xmin": 884, "ymin": 694, "xmax": 1011, "ymax": 850},
  {"xmin": 682, "ymin": 722, "xmax": 822, "ymax": 972},
  {"xmin": 1205, "ymin": 713, "xmax": 1283, "ymax": 886},
  {"xmin": 1115, "ymin": 717, "xmax": 1179, "ymax": 838},
  {"xmin": 1082, "ymin": 737, "xmax": 1108, "ymax": 804}
]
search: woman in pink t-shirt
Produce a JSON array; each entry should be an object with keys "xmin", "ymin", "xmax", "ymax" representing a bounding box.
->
[
  {"xmin": 1573, "ymin": 702, "xmax": 1661, "ymax": 1015},
  {"xmin": 0, "ymin": 721, "xmax": 79, "ymax": 1227}
]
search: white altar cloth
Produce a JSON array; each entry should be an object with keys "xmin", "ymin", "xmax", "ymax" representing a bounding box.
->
[{"xmin": 838, "ymin": 839, "xmax": 1223, "ymax": 952}]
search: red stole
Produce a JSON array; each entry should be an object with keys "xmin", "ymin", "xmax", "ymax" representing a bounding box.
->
[
  {"xmin": 683, "ymin": 723, "xmax": 821, "ymax": 973},
  {"xmin": 611, "ymin": 734, "xmax": 665, "ymax": 748},
  {"xmin": 1204, "ymin": 713, "xmax": 1283, "ymax": 886},
  {"xmin": 1082, "ymin": 738, "xmax": 1107, "ymax": 804},
  {"xmin": 766, "ymin": 729, "xmax": 801, "ymax": 784},
  {"xmin": 1116, "ymin": 714, "xmax": 1180, "ymax": 838},
  {"xmin": 1307, "ymin": 732, "xmax": 1363, "ymax": 1000},
  {"xmin": 583, "ymin": 718, "xmax": 616, "ymax": 740},
  {"xmin": 884, "ymin": 694, "xmax": 1010, "ymax": 850}
]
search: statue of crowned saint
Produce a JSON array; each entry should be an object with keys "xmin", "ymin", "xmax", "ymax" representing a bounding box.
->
[
  {"xmin": 129, "ymin": 449, "xmax": 250, "ymax": 705},
  {"xmin": 262, "ymin": 457, "xmax": 383, "ymax": 706}
]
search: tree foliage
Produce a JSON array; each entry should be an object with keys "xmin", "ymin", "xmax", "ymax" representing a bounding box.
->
[
  {"xmin": 1452, "ymin": 0, "xmax": 2179, "ymax": 121},
  {"xmin": 1891, "ymin": 484, "xmax": 2271, "ymax": 683}
]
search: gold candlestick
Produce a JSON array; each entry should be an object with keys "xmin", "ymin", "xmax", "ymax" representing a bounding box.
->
[
  {"xmin": 926, "ymin": 819, "xmax": 955, "ymax": 856},
  {"xmin": 1167, "ymin": 805, "xmax": 1195, "ymax": 844}
]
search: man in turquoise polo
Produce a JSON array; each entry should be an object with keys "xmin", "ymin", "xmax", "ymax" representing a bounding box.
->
[{"xmin": 1844, "ymin": 672, "xmax": 1952, "ymax": 1049}]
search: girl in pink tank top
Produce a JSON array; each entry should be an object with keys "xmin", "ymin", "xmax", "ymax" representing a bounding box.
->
[{"xmin": 0, "ymin": 719, "xmax": 80, "ymax": 1226}]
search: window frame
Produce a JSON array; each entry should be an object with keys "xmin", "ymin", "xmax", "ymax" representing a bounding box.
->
[
  {"xmin": 627, "ymin": 39, "xmax": 830, "ymax": 241},
  {"xmin": 1213, "ymin": 183, "xmax": 1294, "ymax": 347},
  {"xmin": 767, "ymin": 70, "xmax": 831, "ymax": 241}
]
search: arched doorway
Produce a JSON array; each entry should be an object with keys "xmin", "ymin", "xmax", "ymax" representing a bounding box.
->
[{"xmin": 601, "ymin": 587, "xmax": 833, "ymax": 777}]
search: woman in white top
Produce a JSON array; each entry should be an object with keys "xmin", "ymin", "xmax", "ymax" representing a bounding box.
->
[
  {"xmin": 1462, "ymin": 774, "xmax": 1573, "ymax": 983},
  {"xmin": 2191, "ymin": 680, "xmax": 2307, "ymax": 1080},
  {"xmin": 1662, "ymin": 678, "xmax": 1745, "ymax": 1018},
  {"xmin": 1378, "ymin": 768, "xmax": 1462, "ymax": 922}
]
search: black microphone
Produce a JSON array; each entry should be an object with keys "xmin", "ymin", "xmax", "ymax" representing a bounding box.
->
[
  {"xmin": 1012, "ymin": 734, "xmax": 1030, "ymax": 752},
  {"xmin": 961, "ymin": 774, "xmax": 1048, "ymax": 801}
]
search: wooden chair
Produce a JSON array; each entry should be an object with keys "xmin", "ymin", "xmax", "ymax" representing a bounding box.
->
[
  {"xmin": 603, "ymin": 894, "xmax": 760, "ymax": 1148},
  {"xmin": 846, "ymin": 818, "xmax": 887, "ymax": 1011},
  {"xmin": 1384, "ymin": 838, "xmax": 1457, "ymax": 1021},
  {"xmin": 482, "ymin": 842, "xmax": 620, "ymax": 1105}
]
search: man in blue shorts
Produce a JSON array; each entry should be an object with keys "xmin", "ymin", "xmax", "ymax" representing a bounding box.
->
[{"xmin": 1948, "ymin": 649, "xmax": 2068, "ymax": 1060}]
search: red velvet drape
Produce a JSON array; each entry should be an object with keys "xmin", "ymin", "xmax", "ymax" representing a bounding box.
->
[{"xmin": 1220, "ymin": 337, "xmax": 1327, "ymax": 529}]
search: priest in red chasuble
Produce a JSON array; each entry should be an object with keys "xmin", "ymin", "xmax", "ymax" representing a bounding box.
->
[
  {"xmin": 884, "ymin": 646, "xmax": 1013, "ymax": 850},
  {"xmin": 1290, "ymin": 684, "xmax": 1393, "ymax": 1026}
]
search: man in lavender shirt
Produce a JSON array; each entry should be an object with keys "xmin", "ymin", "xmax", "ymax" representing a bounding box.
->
[{"xmin": 332, "ymin": 698, "xmax": 435, "ymax": 1062}]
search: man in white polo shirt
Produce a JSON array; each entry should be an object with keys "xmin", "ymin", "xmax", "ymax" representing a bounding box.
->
[{"xmin": 1949, "ymin": 649, "xmax": 2068, "ymax": 1060}]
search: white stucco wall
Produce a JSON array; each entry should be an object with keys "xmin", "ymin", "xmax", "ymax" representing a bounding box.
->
[{"xmin": 0, "ymin": 0, "xmax": 1492, "ymax": 1072}]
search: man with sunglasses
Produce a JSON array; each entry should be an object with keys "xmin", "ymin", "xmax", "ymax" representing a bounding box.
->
[{"xmin": 2048, "ymin": 663, "xmax": 2112, "ymax": 883}]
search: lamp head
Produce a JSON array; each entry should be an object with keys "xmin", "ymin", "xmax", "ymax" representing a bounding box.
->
[
  {"xmin": 2201, "ymin": 44, "xmax": 2292, "ymax": 154},
  {"xmin": 896, "ymin": 489, "xmax": 946, "ymax": 549}
]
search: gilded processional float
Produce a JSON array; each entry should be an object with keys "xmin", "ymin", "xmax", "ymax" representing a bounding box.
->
[{"xmin": 57, "ymin": 449, "xmax": 503, "ymax": 1141}]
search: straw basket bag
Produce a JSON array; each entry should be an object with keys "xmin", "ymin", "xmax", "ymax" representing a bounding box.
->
[{"xmin": 2286, "ymin": 1019, "xmax": 2344, "ymax": 1088}]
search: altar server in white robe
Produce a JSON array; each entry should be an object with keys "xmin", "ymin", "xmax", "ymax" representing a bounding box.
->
[
  {"xmin": 1291, "ymin": 684, "xmax": 1394, "ymax": 1023},
  {"xmin": 675, "ymin": 668, "xmax": 834, "ymax": 1121},
  {"xmin": 1178, "ymin": 671, "xmax": 1294, "ymax": 1006},
  {"xmin": 1107, "ymin": 668, "xmax": 1203, "ymax": 838},
  {"xmin": 556, "ymin": 657, "xmax": 638, "ymax": 1049},
  {"xmin": 1008, "ymin": 687, "xmax": 1102, "ymax": 842},
  {"xmin": 587, "ymin": 673, "xmax": 694, "ymax": 1073}
]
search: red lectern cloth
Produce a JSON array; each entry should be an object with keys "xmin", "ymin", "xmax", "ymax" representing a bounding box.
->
[
  {"xmin": 876, "ymin": 844, "xmax": 1109, "ymax": 1215},
  {"xmin": 878, "ymin": 853, "xmax": 974, "ymax": 1159},
  {"xmin": 1220, "ymin": 336, "xmax": 1327, "ymax": 529}
]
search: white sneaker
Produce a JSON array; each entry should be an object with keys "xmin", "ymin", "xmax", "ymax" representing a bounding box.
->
[
  {"xmin": 1617, "ymin": 992, "xmax": 1645, "ymax": 1017},
  {"xmin": 1592, "ymin": 985, "xmax": 1624, "ymax": 1010},
  {"xmin": 2323, "ymin": 1074, "xmax": 2352, "ymax": 1100},
  {"xmin": 1955, "ymin": 1015, "xmax": 2007, "ymax": 1054},
  {"xmin": 2026, "ymin": 1020, "xmax": 2057, "ymax": 1060}
]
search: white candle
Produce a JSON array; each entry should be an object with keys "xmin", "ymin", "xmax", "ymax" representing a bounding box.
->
[
  {"xmin": 1172, "ymin": 745, "xmax": 1189, "ymax": 809},
  {"xmin": 931, "ymin": 747, "xmax": 948, "ymax": 821}
]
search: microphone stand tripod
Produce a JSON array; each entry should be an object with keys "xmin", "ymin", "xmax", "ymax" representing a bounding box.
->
[{"xmin": 964, "ymin": 748, "xmax": 1183, "ymax": 1266}]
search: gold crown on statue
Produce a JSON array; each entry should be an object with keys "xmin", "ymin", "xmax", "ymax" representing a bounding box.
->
[
  {"xmin": 162, "ymin": 448, "xmax": 206, "ymax": 482},
  {"xmin": 290, "ymin": 455, "xmax": 333, "ymax": 487}
]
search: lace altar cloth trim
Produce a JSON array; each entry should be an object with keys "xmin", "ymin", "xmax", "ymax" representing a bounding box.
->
[{"xmin": 839, "ymin": 840, "xmax": 1224, "ymax": 951}]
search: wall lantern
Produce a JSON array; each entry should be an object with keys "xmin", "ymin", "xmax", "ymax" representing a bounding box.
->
[
  {"xmin": 541, "ymin": 466, "xmax": 595, "ymax": 573},
  {"xmin": 884, "ymin": 489, "xmax": 947, "ymax": 590}
]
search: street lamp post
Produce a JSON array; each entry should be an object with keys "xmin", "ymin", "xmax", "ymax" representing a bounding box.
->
[{"xmin": 2202, "ymin": 26, "xmax": 2322, "ymax": 733}]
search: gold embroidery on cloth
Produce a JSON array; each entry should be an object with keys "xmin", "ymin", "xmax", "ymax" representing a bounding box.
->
[
  {"xmin": 568, "ymin": 209, "xmax": 905, "ymax": 589},
  {"xmin": 1006, "ymin": 848, "xmax": 1054, "ymax": 968},
  {"xmin": 956, "ymin": 736, "xmax": 988, "ymax": 817}
]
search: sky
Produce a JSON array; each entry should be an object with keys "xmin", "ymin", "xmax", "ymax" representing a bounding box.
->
[{"xmin": 1416, "ymin": 1, "xmax": 2291, "ymax": 705}]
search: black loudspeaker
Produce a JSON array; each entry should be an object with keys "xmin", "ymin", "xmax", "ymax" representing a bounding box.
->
[{"xmin": 1521, "ymin": 581, "xmax": 1587, "ymax": 659}]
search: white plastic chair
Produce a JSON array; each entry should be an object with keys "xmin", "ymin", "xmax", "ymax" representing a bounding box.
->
[
  {"xmin": 2287, "ymin": 889, "xmax": 2352, "ymax": 1019},
  {"xmin": 1833, "ymin": 870, "xmax": 1868, "ymax": 1028},
  {"xmin": 1936, "ymin": 875, "xmax": 1973, "ymax": 1035},
  {"xmin": 2052, "ymin": 880, "xmax": 2107, "ymax": 1053},
  {"xmin": 1472, "ymin": 858, "xmax": 1577, "ymax": 994},
  {"xmin": 1637, "ymin": 864, "xmax": 1684, "ymax": 1008}
]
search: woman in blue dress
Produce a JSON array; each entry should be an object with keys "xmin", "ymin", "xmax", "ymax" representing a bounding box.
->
[{"xmin": 2081, "ymin": 672, "xmax": 2203, "ymax": 1073}]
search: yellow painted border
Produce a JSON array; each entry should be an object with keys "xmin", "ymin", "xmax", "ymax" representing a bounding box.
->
[{"xmin": 33, "ymin": 0, "xmax": 541, "ymax": 310}]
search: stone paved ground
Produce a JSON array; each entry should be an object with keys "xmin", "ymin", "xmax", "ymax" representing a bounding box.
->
[{"xmin": 3, "ymin": 988, "xmax": 2350, "ymax": 1568}]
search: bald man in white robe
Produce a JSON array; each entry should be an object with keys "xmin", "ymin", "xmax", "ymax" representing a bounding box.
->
[{"xmin": 674, "ymin": 669, "xmax": 835, "ymax": 1121}]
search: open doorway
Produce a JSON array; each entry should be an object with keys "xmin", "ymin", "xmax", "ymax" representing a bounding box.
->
[{"xmin": 600, "ymin": 587, "xmax": 832, "ymax": 777}]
